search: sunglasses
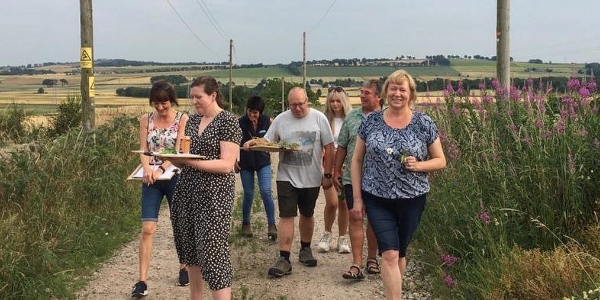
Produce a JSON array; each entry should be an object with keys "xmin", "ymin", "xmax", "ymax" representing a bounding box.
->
[{"xmin": 328, "ymin": 86, "xmax": 346, "ymax": 93}]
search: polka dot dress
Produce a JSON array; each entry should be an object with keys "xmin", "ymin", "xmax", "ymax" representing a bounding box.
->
[{"xmin": 170, "ymin": 110, "xmax": 241, "ymax": 291}]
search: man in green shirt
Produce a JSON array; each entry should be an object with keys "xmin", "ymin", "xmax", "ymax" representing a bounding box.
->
[{"xmin": 334, "ymin": 79, "xmax": 383, "ymax": 280}]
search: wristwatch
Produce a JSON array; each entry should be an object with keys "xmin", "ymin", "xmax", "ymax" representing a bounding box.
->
[{"xmin": 324, "ymin": 173, "xmax": 332, "ymax": 179}]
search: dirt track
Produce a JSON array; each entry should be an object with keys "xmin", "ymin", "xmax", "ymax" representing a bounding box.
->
[{"xmin": 76, "ymin": 156, "xmax": 431, "ymax": 299}]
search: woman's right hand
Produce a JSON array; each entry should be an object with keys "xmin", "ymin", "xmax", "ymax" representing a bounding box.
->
[
  {"xmin": 242, "ymin": 139, "xmax": 257, "ymax": 151},
  {"xmin": 349, "ymin": 200, "xmax": 364, "ymax": 221},
  {"xmin": 143, "ymin": 166, "xmax": 157, "ymax": 185}
]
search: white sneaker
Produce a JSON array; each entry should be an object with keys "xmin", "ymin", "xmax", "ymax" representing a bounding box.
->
[
  {"xmin": 338, "ymin": 235, "xmax": 351, "ymax": 254},
  {"xmin": 318, "ymin": 231, "xmax": 332, "ymax": 252}
]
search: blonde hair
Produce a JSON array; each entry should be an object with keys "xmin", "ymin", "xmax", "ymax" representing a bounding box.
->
[
  {"xmin": 381, "ymin": 69, "xmax": 417, "ymax": 105},
  {"xmin": 324, "ymin": 89, "xmax": 352, "ymax": 132}
]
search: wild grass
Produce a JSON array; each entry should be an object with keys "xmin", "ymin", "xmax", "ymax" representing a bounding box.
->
[
  {"xmin": 415, "ymin": 77, "xmax": 600, "ymax": 299},
  {"xmin": 0, "ymin": 102, "xmax": 141, "ymax": 299}
]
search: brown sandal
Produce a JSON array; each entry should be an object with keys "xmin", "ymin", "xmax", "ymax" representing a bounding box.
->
[
  {"xmin": 342, "ymin": 264, "xmax": 365, "ymax": 280},
  {"xmin": 366, "ymin": 258, "xmax": 380, "ymax": 274}
]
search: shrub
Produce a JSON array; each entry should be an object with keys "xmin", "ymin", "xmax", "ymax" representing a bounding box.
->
[
  {"xmin": 0, "ymin": 103, "xmax": 29, "ymax": 145},
  {"xmin": 47, "ymin": 94, "xmax": 82, "ymax": 138}
]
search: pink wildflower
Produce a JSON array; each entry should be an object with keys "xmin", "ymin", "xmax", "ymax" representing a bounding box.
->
[
  {"xmin": 444, "ymin": 273, "xmax": 455, "ymax": 287},
  {"xmin": 441, "ymin": 254, "xmax": 459, "ymax": 266},
  {"xmin": 479, "ymin": 211, "xmax": 490, "ymax": 225},
  {"xmin": 567, "ymin": 78, "xmax": 581, "ymax": 92}
]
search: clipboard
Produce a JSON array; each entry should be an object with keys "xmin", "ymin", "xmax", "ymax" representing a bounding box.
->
[{"xmin": 127, "ymin": 164, "xmax": 179, "ymax": 181}]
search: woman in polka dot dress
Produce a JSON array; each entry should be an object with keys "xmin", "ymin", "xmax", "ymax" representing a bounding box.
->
[{"xmin": 163, "ymin": 76, "xmax": 241, "ymax": 300}]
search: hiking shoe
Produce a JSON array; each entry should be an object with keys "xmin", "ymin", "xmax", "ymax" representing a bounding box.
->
[
  {"xmin": 267, "ymin": 224, "xmax": 278, "ymax": 240},
  {"xmin": 131, "ymin": 281, "xmax": 148, "ymax": 298},
  {"xmin": 299, "ymin": 247, "xmax": 318, "ymax": 267},
  {"xmin": 318, "ymin": 231, "xmax": 332, "ymax": 252},
  {"xmin": 268, "ymin": 256, "xmax": 292, "ymax": 277},
  {"xmin": 242, "ymin": 223, "xmax": 253, "ymax": 237},
  {"xmin": 177, "ymin": 268, "xmax": 190, "ymax": 286},
  {"xmin": 338, "ymin": 235, "xmax": 351, "ymax": 254}
]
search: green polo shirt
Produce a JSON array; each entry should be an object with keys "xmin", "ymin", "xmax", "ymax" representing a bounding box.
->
[{"xmin": 337, "ymin": 107, "xmax": 372, "ymax": 185}]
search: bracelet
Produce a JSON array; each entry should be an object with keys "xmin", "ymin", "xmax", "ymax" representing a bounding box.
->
[{"xmin": 158, "ymin": 165, "xmax": 166, "ymax": 173}]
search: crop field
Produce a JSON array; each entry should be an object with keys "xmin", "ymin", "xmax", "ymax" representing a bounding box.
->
[{"xmin": 0, "ymin": 58, "xmax": 588, "ymax": 118}]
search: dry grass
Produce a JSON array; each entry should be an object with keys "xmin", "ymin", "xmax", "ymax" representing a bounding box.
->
[{"xmin": 485, "ymin": 243, "xmax": 600, "ymax": 300}]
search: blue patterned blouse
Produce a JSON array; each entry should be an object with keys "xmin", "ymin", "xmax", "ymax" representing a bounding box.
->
[{"xmin": 357, "ymin": 109, "xmax": 439, "ymax": 199}]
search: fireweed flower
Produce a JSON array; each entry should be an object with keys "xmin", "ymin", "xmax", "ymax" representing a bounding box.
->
[
  {"xmin": 456, "ymin": 81, "xmax": 464, "ymax": 96},
  {"xmin": 579, "ymin": 87, "xmax": 591, "ymax": 98},
  {"xmin": 567, "ymin": 78, "xmax": 581, "ymax": 91},
  {"xmin": 443, "ymin": 273, "xmax": 455, "ymax": 287},
  {"xmin": 441, "ymin": 254, "xmax": 459, "ymax": 266},
  {"xmin": 479, "ymin": 211, "xmax": 490, "ymax": 224},
  {"xmin": 587, "ymin": 80, "xmax": 597, "ymax": 93}
]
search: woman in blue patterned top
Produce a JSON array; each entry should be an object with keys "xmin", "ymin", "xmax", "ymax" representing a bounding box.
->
[{"xmin": 350, "ymin": 70, "xmax": 446, "ymax": 300}]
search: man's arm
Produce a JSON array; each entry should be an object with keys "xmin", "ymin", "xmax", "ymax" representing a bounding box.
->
[{"xmin": 333, "ymin": 146, "xmax": 347, "ymax": 190}]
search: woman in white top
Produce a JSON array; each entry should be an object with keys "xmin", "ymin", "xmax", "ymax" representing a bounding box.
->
[{"xmin": 318, "ymin": 86, "xmax": 353, "ymax": 253}]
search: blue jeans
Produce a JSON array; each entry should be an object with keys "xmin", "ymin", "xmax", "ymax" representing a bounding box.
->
[
  {"xmin": 140, "ymin": 175, "xmax": 178, "ymax": 222},
  {"xmin": 240, "ymin": 165, "xmax": 276, "ymax": 225}
]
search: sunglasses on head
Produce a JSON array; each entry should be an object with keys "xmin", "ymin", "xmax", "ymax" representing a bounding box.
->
[{"xmin": 328, "ymin": 86, "xmax": 345, "ymax": 93}]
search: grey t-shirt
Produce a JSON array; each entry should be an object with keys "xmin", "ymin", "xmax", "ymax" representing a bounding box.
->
[{"xmin": 265, "ymin": 108, "xmax": 334, "ymax": 188}]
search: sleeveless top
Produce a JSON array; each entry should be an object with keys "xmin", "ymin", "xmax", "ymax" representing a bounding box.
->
[{"xmin": 147, "ymin": 111, "xmax": 183, "ymax": 164}]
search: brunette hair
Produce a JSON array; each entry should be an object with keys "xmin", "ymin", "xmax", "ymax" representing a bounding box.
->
[
  {"xmin": 246, "ymin": 95, "xmax": 265, "ymax": 113},
  {"xmin": 190, "ymin": 76, "xmax": 224, "ymax": 108},
  {"xmin": 149, "ymin": 80, "xmax": 179, "ymax": 106}
]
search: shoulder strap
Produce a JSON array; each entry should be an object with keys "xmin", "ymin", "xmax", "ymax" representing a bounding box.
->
[{"xmin": 147, "ymin": 112, "xmax": 153, "ymax": 131}]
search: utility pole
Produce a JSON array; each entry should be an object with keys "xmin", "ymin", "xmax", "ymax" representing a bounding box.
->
[
  {"xmin": 80, "ymin": 0, "xmax": 95, "ymax": 130},
  {"xmin": 302, "ymin": 32, "xmax": 306, "ymax": 89},
  {"xmin": 496, "ymin": 0, "xmax": 510, "ymax": 93},
  {"xmin": 281, "ymin": 77, "xmax": 285, "ymax": 112},
  {"xmin": 229, "ymin": 39, "xmax": 233, "ymax": 111}
]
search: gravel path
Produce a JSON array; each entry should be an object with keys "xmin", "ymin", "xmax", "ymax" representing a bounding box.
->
[{"xmin": 76, "ymin": 157, "xmax": 433, "ymax": 299}]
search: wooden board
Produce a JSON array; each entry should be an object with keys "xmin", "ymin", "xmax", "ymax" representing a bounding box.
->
[
  {"xmin": 131, "ymin": 150, "xmax": 206, "ymax": 159},
  {"xmin": 245, "ymin": 145, "xmax": 300, "ymax": 152}
]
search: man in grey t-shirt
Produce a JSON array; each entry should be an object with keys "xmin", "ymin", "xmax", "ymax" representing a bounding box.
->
[{"xmin": 243, "ymin": 87, "xmax": 334, "ymax": 277}]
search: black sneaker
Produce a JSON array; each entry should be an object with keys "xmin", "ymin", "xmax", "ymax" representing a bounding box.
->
[
  {"xmin": 177, "ymin": 269, "xmax": 190, "ymax": 286},
  {"xmin": 268, "ymin": 256, "xmax": 292, "ymax": 277},
  {"xmin": 131, "ymin": 281, "xmax": 148, "ymax": 298}
]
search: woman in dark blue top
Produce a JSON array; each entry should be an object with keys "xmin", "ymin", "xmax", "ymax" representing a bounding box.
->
[{"xmin": 237, "ymin": 96, "xmax": 277, "ymax": 239}]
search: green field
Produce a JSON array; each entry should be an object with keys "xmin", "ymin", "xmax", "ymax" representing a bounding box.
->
[{"xmin": 0, "ymin": 58, "xmax": 590, "ymax": 110}]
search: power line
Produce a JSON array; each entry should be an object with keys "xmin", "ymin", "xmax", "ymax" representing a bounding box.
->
[
  {"xmin": 193, "ymin": 0, "xmax": 228, "ymax": 40},
  {"xmin": 165, "ymin": 0, "xmax": 219, "ymax": 55},
  {"xmin": 307, "ymin": 0, "xmax": 338, "ymax": 33}
]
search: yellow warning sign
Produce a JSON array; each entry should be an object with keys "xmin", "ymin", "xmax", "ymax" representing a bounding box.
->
[
  {"xmin": 80, "ymin": 47, "xmax": 93, "ymax": 69},
  {"xmin": 89, "ymin": 76, "xmax": 95, "ymax": 97}
]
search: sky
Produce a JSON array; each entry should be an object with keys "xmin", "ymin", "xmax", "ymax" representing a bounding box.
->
[{"xmin": 2, "ymin": 0, "xmax": 599, "ymax": 67}]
